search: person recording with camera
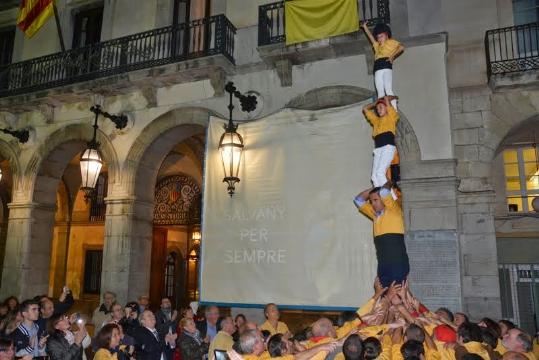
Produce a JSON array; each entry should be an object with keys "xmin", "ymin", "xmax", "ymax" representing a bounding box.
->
[{"xmin": 45, "ymin": 314, "xmax": 90, "ymax": 360}]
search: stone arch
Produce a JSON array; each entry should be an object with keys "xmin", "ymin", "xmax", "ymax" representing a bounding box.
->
[
  {"xmin": 489, "ymin": 91, "xmax": 539, "ymax": 159},
  {"xmin": 22, "ymin": 123, "xmax": 120, "ymax": 203},
  {"xmin": 0, "ymin": 123, "xmax": 119, "ymax": 299},
  {"xmin": 102, "ymin": 107, "xmax": 210, "ymax": 303},
  {"xmin": 495, "ymin": 115, "xmax": 539, "ymax": 155},
  {"xmin": 123, "ymin": 107, "xmax": 212, "ymax": 200},
  {"xmin": 285, "ymin": 85, "xmax": 421, "ymax": 161}
]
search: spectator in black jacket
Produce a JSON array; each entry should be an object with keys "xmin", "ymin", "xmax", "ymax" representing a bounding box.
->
[
  {"xmin": 119, "ymin": 302, "xmax": 140, "ymax": 338},
  {"xmin": 36, "ymin": 287, "xmax": 74, "ymax": 333},
  {"xmin": 155, "ymin": 298, "xmax": 179, "ymax": 338},
  {"xmin": 196, "ymin": 306, "xmax": 219, "ymax": 342},
  {"xmin": 178, "ymin": 317, "xmax": 209, "ymax": 360},
  {"xmin": 45, "ymin": 314, "xmax": 87, "ymax": 360},
  {"xmin": 9, "ymin": 299, "xmax": 47, "ymax": 358},
  {"xmin": 132, "ymin": 310, "xmax": 176, "ymax": 360}
]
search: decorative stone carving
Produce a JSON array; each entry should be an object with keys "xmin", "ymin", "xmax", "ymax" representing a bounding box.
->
[
  {"xmin": 141, "ymin": 87, "xmax": 158, "ymax": 108},
  {"xmin": 209, "ymin": 67, "xmax": 226, "ymax": 97},
  {"xmin": 153, "ymin": 174, "xmax": 201, "ymax": 225},
  {"xmin": 38, "ymin": 104, "xmax": 55, "ymax": 124}
]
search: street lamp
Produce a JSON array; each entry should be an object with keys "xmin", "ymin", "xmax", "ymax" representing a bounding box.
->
[
  {"xmin": 218, "ymin": 82, "xmax": 257, "ymax": 196},
  {"xmin": 81, "ymin": 105, "xmax": 127, "ymax": 199}
]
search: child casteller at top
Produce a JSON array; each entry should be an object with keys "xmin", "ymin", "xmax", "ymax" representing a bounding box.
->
[{"xmin": 362, "ymin": 22, "xmax": 404, "ymax": 109}]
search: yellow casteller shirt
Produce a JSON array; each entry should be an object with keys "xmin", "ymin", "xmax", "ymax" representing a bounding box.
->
[
  {"xmin": 435, "ymin": 340, "xmax": 455, "ymax": 360},
  {"xmin": 359, "ymin": 189, "xmax": 404, "ymax": 236},
  {"xmin": 364, "ymin": 105, "xmax": 399, "ymax": 138},
  {"xmin": 259, "ymin": 320, "xmax": 290, "ymax": 336},
  {"xmin": 463, "ymin": 341, "xmax": 491, "ymax": 360},
  {"xmin": 373, "ymin": 38, "xmax": 402, "ymax": 60},
  {"xmin": 93, "ymin": 348, "xmax": 119, "ymax": 360},
  {"xmin": 209, "ymin": 331, "xmax": 235, "ymax": 360}
]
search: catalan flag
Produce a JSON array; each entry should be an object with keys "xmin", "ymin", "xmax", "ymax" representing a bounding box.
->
[
  {"xmin": 17, "ymin": 0, "xmax": 55, "ymax": 38},
  {"xmin": 285, "ymin": 0, "xmax": 359, "ymax": 45}
]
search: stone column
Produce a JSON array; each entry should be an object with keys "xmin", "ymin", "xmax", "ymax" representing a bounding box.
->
[
  {"xmin": 400, "ymin": 159, "xmax": 462, "ymax": 312},
  {"xmin": 450, "ymin": 86, "xmax": 501, "ymax": 319},
  {"xmin": 0, "ymin": 202, "xmax": 55, "ymax": 300},
  {"xmin": 101, "ymin": 196, "xmax": 154, "ymax": 305},
  {"xmin": 49, "ymin": 222, "xmax": 71, "ymax": 298}
]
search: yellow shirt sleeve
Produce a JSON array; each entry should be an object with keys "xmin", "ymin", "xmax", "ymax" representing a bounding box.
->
[
  {"xmin": 357, "ymin": 298, "xmax": 376, "ymax": 318},
  {"xmin": 358, "ymin": 324, "xmax": 389, "ymax": 338},
  {"xmin": 378, "ymin": 335, "xmax": 392, "ymax": 360},
  {"xmin": 380, "ymin": 189, "xmax": 399, "ymax": 210},
  {"xmin": 392, "ymin": 343, "xmax": 404, "ymax": 360},
  {"xmin": 336, "ymin": 319, "xmax": 361, "ymax": 339},
  {"xmin": 359, "ymin": 203, "xmax": 376, "ymax": 220},
  {"xmin": 279, "ymin": 322, "xmax": 290, "ymax": 335},
  {"xmin": 386, "ymin": 106, "xmax": 399, "ymax": 122},
  {"xmin": 426, "ymin": 347, "xmax": 442, "ymax": 360},
  {"xmin": 364, "ymin": 109, "xmax": 379, "ymax": 126}
]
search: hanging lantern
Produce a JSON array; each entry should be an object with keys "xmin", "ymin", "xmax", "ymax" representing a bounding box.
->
[
  {"xmin": 218, "ymin": 123, "xmax": 244, "ymax": 196},
  {"xmin": 80, "ymin": 145, "xmax": 102, "ymax": 199}
]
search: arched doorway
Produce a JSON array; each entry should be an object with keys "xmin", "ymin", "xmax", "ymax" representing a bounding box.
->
[
  {"xmin": 0, "ymin": 124, "xmax": 118, "ymax": 300},
  {"xmin": 110, "ymin": 107, "xmax": 210, "ymax": 305},
  {"xmin": 151, "ymin": 170, "xmax": 203, "ymax": 308}
]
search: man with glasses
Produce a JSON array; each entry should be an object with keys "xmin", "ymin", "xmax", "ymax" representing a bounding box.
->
[{"xmin": 9, "ymin": 299, "xmax": 48, "ymax": 359}]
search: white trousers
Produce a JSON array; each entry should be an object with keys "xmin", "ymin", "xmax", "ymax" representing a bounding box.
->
[
  {"xmin": 372, "ymin": 144, "xmax": 396, "ymax": 187},
  {"xmin": 374, "ymin": 68, "xmax": 397, "ymax": 109}
]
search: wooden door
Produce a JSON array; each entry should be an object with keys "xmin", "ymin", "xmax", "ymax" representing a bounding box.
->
[{"xmin": 150, "ymin": 227, "xmax": 167, "ymax": 308}]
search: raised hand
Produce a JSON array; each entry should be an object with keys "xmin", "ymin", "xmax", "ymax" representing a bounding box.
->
[
  {"xmin": 386, "ymin": 281, "xmax": 402, "ymax": 301},
  {"xmin": 374, "ymin": 277, "xmax": 387, "ymax": 299}
]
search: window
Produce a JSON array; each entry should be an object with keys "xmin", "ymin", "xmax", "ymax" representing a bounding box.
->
[
  {"xmin": 164, "ymin": 252, "xmax": 177, "ymax": 298},
  {"xmin": 498, "ymin": 263, "xmax": 539, "ymax": 334},
  {"xmin": 0, "ymin": 27, "xmax": 14, "ymax": 66},
  {"xmin": 89, "ymin": 173, "xmax": 107, "ymax": 221},
  {"xmin": 503, "ymin": 146, "xmax": 539, "ymax": 212},
  {"xmin": 73, "ymin": 6, "xmax": 103, "ymax": 48},
  {"xmin": 83, "ymin": 249, "xmax": 103, "ymax": 294},
  {"xmin": 513, "ymin": 0, "xmax": 539, "ymax": 58},
  {"xmin": 172, "ymin": 0, "xmax": 210, "ymax": 25},
  {"xmin": 513, "ymin": 0, "xmax": 539, "ymax": 25}
]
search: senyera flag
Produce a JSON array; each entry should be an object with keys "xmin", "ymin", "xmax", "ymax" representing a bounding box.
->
[
  {"xmin": 285, "ymin": 0, "xmax": 359, "ymax": 46},
  {"xmin": 17, "ymin": 0, "xmax": 55, "ymax": 38}
]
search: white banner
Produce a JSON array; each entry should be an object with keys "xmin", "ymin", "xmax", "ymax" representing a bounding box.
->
[{"xmin": 201, "ymin": 103, "xmax": 378, "ymax": 309}]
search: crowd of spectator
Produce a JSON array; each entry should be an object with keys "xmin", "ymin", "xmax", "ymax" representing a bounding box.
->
[{"xmin": 0, "ymin": 279, "xmax": 536, "ymax": 360}]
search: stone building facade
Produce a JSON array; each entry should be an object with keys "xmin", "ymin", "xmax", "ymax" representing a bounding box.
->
[{"xmin": 0, "ymin": 0, "xmax": 535, "ymax": 327}]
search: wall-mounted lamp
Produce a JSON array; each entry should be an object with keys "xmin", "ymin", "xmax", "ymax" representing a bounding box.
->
[
  {"xmin": 80, "ymin": 105, "xmax": 127, "ymax": 199},
  {"xmin": 218, "ymin": 82, "xmax": 257, "ymax": 196}
]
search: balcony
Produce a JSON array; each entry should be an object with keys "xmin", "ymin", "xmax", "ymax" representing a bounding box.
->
[
  {"xmin": 485, "ymin": 22, "xmax": 539, "ymax": 88},
  {"xmin": 0, "ymin": 14, "xmax": 236, "ymax": 102},
  {"xmin": 257, "ymin": 0, "xmax": 389, "ymax": 86}
]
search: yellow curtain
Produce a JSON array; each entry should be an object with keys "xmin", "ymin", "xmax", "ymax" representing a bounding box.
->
[
  {"xmin": 285, "ymin": 0, "xmax": 359, "ymax": 45},
  {"xmin": 17, "ymin": 0, "xmax": 55, "ymax": 38}
]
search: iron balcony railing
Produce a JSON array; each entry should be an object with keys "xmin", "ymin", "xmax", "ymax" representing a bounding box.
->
[
  {"xmin": 258, "ymin": 0, "xmax": 390, "ymax": 46},
  {"xmin": 0, "ymin": 14, "xmax": 236, "ymax": 97},
  {"xmin": 485, "ymin": 22, "xmax": 539, "ymax": 79}
]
